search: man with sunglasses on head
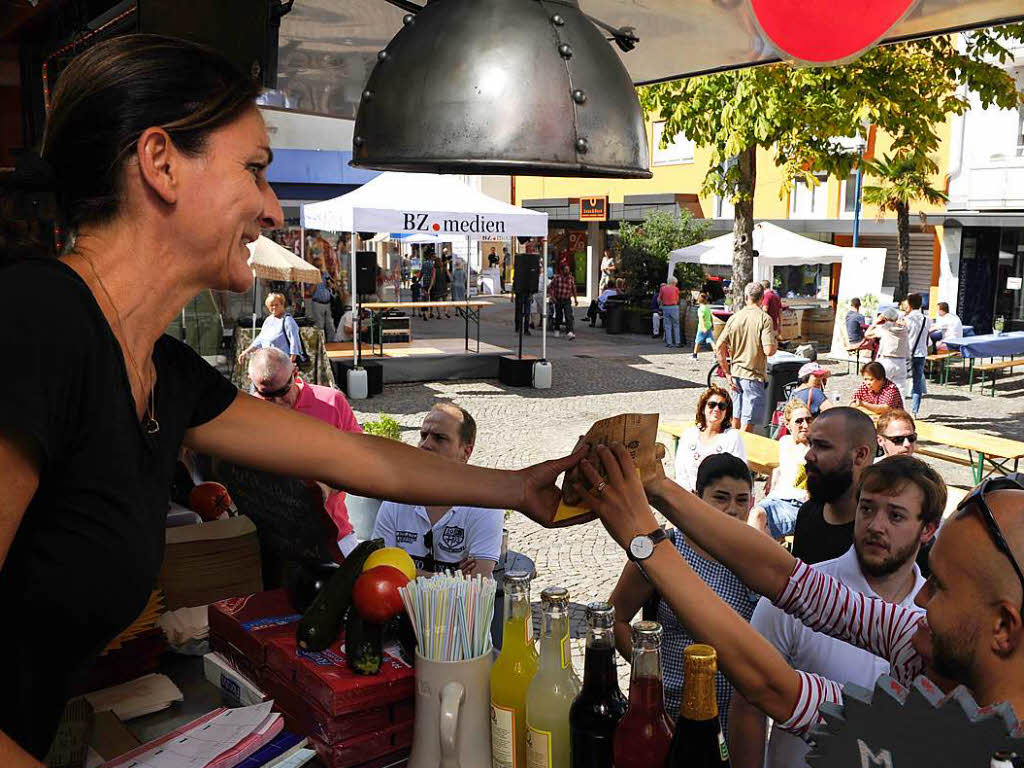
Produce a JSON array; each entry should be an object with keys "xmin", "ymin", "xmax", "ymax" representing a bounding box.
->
[
  {"xmin": 372, "ymin": 404, "xmax": 504, "ymax": 577},
  {"xmin": 248, "ymin": 348, "xmax": 362, "ymax": 551},
  {"xmin": 876, "ymin": 408, "xmax": 918, "ymax": 459}
]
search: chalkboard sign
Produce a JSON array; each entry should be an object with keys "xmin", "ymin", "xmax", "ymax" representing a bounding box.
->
[{"xmin": 212, "ymin": 459, "xmax": 338, "ymax": 588}]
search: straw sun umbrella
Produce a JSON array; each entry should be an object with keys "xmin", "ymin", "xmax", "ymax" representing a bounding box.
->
[{"xmin": 245, "ymin": 235, "xmax": 322, "ymax": 335}]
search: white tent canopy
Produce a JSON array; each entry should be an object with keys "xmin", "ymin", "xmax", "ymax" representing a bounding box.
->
[
  {"xmin": 668, "ymin": 222, "xmax": 881, "ymax": 285},
  {"xmin": 301, "ymin": 172, "xmax": 547, "ymax": 238}
]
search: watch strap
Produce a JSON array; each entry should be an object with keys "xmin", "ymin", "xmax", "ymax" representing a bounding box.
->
[{"xmin": 628, "ymin": 527, "xmax": 669, "ymax": 562}]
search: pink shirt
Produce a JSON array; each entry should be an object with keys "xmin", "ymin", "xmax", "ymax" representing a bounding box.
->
[
  {"xmin": 292, "ymin": 380, "xmax": 362, "ymax": 539},
  {"xmin": 659, "ymin": 284, "xmax": 680, "ymax": 306}
]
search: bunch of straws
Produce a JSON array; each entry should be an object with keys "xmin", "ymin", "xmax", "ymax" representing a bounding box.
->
[{"xmin": 399, "ymin": 572, "xmax": 496, "ymax": 662}]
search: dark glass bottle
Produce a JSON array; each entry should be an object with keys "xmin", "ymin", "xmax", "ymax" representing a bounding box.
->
[
  {"xmin": 569, "ymin": 602, "xmax": 628, "ymax": 768},
  {"xmin": 667, "ymin": 644, "xmax": 731, "ymax": 767},
  {"xmin": 612, "ymin": 621, "xmax": 675, "ymax": 768}
]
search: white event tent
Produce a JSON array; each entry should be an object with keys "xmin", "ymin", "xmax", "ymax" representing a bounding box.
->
[
  {"xmin": 668, "ymin": 221, "xmax": 883, "ymax": 285},
  {"xmin": 301, "ymin": 172, "xmax": 550, "ymax": 366}
]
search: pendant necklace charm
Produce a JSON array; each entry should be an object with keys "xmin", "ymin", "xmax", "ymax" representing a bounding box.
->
[{"xmin": 144, "ymin": 417, "xmax": 160, "ymax": 436}]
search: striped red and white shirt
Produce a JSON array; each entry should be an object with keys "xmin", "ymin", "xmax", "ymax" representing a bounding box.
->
[{"xmin": 774, "ymin": 559, "xmax": 926, "ymax": 736}]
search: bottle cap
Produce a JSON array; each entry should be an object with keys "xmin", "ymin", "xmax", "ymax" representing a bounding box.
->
[
  {"xmin": 585, "ymin": 601, "xmax": 615, "ymax": 628},
  {"xmin": 631, "ymin": 620, "xmax": 662, "ymax": 644},
  {"xmin": 684, "ymin": 643, "xmax": 718, "ymax": 673},
  {"xmin": 504, "ymin": 570, "xmax": 532, "ymax": 589},
  {"xmin": 540, "ymin": 586, "xmax": 569, "ymax": 604}
]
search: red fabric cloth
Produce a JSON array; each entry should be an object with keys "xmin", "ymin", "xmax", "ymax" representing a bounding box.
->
[
  {"xmin": 292, "ymin": 379, "xmax": 363, "ymax": 540},
  {"xmin": 762, "ymin": 289, "xmax": 782, "ymax": 332},
  {"xmin": 658, "ymin": 284, "xmax": 680, "ymax": 306},
  {"xmin": 548, "ymin": 272, "xmax": 576, "ymax": 301},
  {"xmin": 852, "ymin": 380, "xmax": 904, "ymax": 410}
]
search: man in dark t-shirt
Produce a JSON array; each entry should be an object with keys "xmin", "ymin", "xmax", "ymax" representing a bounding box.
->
[{"xmin": 790, "ymin": 408, "xmax": 877, "ymax": 564}]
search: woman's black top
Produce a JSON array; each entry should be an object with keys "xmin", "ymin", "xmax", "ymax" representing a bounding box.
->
[{"xmin": 0, "ymin": 259, "xmax": 237, "ymax": 757}]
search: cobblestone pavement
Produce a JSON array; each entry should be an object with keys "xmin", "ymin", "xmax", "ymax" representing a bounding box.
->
[{"xmin": 350, "ymin": 302, "xmax": 1024, "ymax": 681}]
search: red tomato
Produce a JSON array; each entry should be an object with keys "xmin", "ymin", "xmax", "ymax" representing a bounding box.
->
[{"xmin": 353, "ymin": 565, "xmax": 409, "ymax": 623}]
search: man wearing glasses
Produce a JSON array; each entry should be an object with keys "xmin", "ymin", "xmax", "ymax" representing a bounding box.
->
[
  {"xmin": 248, "ymin": 348, "xmax": 363, "ymax": 552},
  {"xmin": 876, "ymin": 408, "xmax": 918, "ymax": 459}
]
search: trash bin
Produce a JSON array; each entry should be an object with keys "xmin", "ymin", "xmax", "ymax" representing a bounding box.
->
[
  {"xmin": 605, "ymin": 300, "xmax": 627, "ymax": 335},
  {"xmin": 761, "ymin": 350, "xmax": 809, "ymax": 432}
]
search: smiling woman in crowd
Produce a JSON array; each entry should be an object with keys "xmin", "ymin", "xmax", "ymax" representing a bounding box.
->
[{"xmin": 0, "ymin": 35, "xmax": 577, "ymax": 765}]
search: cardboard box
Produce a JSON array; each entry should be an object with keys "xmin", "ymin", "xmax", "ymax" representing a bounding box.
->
[
  {"xmin": 261, "ymin": 669, "xmax": 413, "ymax": 744},
  {"xmin": 265, "ymin": 633, "xmax": 414, "ymax": 717},
  {"xmin": 308, "ymin": 722, "xmax": 414, "ymax": 768},
  {"xmin": 208, "ymin": 589, "xmax": 301, "ymax": 682}
]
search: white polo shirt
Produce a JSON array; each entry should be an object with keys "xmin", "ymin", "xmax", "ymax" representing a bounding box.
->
[
  {"xmin": 751, "ymin": 547, "xmax": 925, "ymax": 768},
  {"xmin": 371, "ymin": 503, "xmax": 504, "ymax": 571}
]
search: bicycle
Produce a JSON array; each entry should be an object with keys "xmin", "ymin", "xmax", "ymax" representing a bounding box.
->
[{"xmin": 707, "ymin": 357, "xmax": 730, "ymax": 389}]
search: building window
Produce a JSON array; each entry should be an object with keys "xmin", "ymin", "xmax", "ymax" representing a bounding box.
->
[
  {"xmin": 652, "ymin": 121, "xmax": 695, "ymax": 166},
  {"xmin": 789, "ymin": 172, "xmax": 828, "ymax": 219},
  {"xmin": 839, "ymin": 173, "xmax": 861, "ymax": 218}
]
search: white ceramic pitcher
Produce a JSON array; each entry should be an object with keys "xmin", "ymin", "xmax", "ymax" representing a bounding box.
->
[{"xmin": 408, "ymin": 649, "xmax": 493, "ymax": 768}]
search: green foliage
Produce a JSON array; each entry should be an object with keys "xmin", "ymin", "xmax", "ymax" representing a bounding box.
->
[
  {"xmin": 639, "ymin": 24, "xmax": 1024, "ymax": 295},
  {"xmin": 861, "ymin": 153, "xmax": 949, "ymax": 213},
  {"xmin": 362, "ymin": 413, "xmax": 402, "ymax": 441},
  {"xmin": 617, "ymin": 210, "xmax": 709, "ymax": 304}
]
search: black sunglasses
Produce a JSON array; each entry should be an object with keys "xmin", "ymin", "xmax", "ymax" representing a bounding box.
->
[
  {"xmin": 956, "ymin": 473, "xmax": 1024, "ymax": 610},
  {"xmin": 706, "ymin": 400, "xmax": 729, "ymax": 411},
  {"xmin": 792, "ymin": 416, "xmax": 813, "ymax": 425},
  {"xmin": 253, "ymin": 380, "xmax": 293, "ymax": 400},
  {"xmin": 883, "ymin": 433, "xmax": 918, "ymax": 446}
]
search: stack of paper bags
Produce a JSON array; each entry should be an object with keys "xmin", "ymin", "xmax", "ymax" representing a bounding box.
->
[
  {"xmin": 160, "ymin": 515, "xmax": 263, "ymax": 610},
  {"xmin": 158, "ymin": 605, "xmax": 210, "ymax": 648}
]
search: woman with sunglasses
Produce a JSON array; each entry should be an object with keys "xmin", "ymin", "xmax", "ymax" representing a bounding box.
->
[
  {"xmin": 748, "ymin": 400, "xmax": 812, "ymax": 539},
  {"xmin": 674, "ymin": 385, "xmax": 748, "ymax": 492}
]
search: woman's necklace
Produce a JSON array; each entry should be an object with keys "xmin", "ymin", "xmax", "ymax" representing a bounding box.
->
[{"xmin": 80, "ymin": 253, "xmax": 160, "ymax": 435}]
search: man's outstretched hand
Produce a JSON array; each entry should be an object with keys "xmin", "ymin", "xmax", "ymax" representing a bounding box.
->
[{"xmin": 513, "ymin": 443, "xmax": 591, "ymax": 528}]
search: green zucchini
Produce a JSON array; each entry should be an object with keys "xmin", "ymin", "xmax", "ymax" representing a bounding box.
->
[
  {"xmin": 297, "ymin": 538, "xmax": 383, "ymax": 652},
  {"xmin": 345, "ymin": 607, "xmax": 382, "ymax": 675}
]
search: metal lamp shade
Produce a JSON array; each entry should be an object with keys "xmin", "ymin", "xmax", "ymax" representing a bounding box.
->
[{"xmin": 351, "ymin": 0, "xmax": 652, "ymax": 179}]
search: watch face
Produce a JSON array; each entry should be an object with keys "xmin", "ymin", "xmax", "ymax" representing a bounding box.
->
[{"xmin": 630, "ymin": 535, "xmax": 654, "ymax": 560}]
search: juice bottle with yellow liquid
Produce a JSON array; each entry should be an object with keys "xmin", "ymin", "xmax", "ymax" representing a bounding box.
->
[
  {"xmin": 491, "ymin": 571, "xmax": 539, "ymax": 768},
  {"xmin": 525, "ymin": 586, "xmax": 581, "ymax": 768}
]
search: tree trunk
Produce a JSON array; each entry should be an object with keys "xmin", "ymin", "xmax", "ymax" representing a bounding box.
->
[
  {"xmin": 895, "ymin": 201, "xmax": 910, "ymax": 302},
  {"xmin": 731, "ymin": 146, "xmax": 757, "ymax": 308}
]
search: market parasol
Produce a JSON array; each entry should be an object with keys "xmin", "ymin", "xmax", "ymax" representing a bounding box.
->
[{"xmin": 245, "ymin": 235, "xmax": 322, "ymax": 335}]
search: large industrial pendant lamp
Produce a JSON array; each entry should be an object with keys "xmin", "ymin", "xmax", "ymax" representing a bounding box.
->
[{"xmin": 351, "ymin": 0, "xmax": 652, "ymax": 179}]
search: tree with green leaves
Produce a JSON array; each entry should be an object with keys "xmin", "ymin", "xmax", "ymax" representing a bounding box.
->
[
  {"xmin": 861, "ymin": 153, "xmax": 948, "ymax": 300},
  {"xmin": 642, "ymin": 25, "xmax": 1024, "ymax": 304},
  {"xmin": 616, "ymin": 209, "xmax": 708, "ymax": 305}
]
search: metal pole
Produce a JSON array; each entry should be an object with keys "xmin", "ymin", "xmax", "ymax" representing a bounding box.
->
[
  {"xmin": 351, "ymin": 231, "xmax": 360, "ymax": 367},
  {"xmin": 541, "ymin": 238, "xmax": 548, "ymax": 362},
  {"xmin": 852, "ymin": 162, "xmax": 864, "ymax": 248}
]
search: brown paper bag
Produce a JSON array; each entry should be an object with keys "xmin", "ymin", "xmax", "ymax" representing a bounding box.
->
[{"xmin": 555, "ymin": 413, "xmax": 666, "ymax": 522}]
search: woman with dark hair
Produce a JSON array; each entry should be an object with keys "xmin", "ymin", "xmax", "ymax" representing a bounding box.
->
[
  {"xmin": 0, "ymin": 35, "xmax": 576, "ymax": 763},
  {"xmin": 673, "ymin": 385, "xmax": 747, "ymax": 492},
  {"xmin": 851, "ymin": 360, "xmax": 905, "ymax": 414}
]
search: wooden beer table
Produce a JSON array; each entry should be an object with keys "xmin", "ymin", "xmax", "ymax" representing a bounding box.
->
[{"xmin": 360, "ymin": 300, "xmax": 493, "ymax": 355}]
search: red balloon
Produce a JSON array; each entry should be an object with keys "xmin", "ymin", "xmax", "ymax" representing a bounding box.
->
[
  {"xmin": 352, "ymin": 565, "xmax": 410, "ymax": 624},
  {"xmin": 749, "ymin": 0, "xmax": 916, "ymax": 65}
]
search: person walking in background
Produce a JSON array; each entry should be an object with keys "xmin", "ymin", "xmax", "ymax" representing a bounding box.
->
[
  {"xmin": 673, "ymin": 385, "xmax": 748, "ymax": 492},
  {"xmin": 418, "ymin": 253, "xmax": 436, "ymax": 320},
  {"xmin": 451, "ymin": 259, "xmax": 467, "ymax": 302},
  {"xmin": 548, "ymin": 263, "xmax": 578, "ymax": 340},
  {"xmin": 760, "ymin": 279, "xmax": 782, "ymax": 337},
  {"xmin": 865, "ymin": 307, "xmax": 909, "ymax": 396},
  {"xmin": 659, "ymin": 276, "xmax": 681, "ymax": 348},
  {"xmin": 692, "ymin": 292, "xmax": 715, "ymax": 359},
  {"xmin": 308, "ymin": 255, "xmax": 336, "ymax": 341},
  {"xmin": 501, "ymin": 246, "xmax": 510, "ymax": 292},
  {"xmin": 904, "ymin": 293, "xmax": 930, "ymax": 417},
  {"xmin": 434, "ymin": 253, "xmax": 451, "ymax": 317},
  {"xmin": 715, "ymin": 282, "xmax": 777, "ymax": 432},
  {"xmin": 237, "ymin": 292, "xmax": 303, "ymax": 365}
]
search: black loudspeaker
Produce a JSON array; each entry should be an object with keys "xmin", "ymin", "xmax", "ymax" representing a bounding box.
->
[
  {"xmin": 356, "ymin": 251, "xmax": 378, "ymax": 295},
  {"xmin": 513, "ymin": 253, "xmax": 540, "ymax": 294},
  {"xmin": 499, "ymin": 355, "xmax": 536, "ymax": 387}
]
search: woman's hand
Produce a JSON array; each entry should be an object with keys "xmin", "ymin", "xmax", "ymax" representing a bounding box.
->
[
  {"xmin": 514, "ymin": 443, "xmax": 590, "ymax": 528},
  {"xmin": 574, "ymin": 442, "xmax": 658, "ymax": 550}
]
